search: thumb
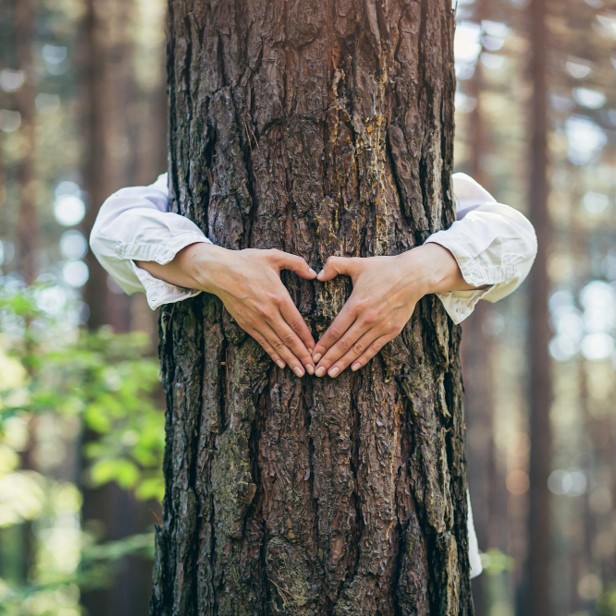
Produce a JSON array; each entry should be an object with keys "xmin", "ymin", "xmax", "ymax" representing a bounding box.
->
[
  {"xmin": 272, "ymin": 250, "xmax": 317, "ymax": 280},
  {"xmin": 317, "ymin": 256, "xmax": 357, "ymax": 282}
]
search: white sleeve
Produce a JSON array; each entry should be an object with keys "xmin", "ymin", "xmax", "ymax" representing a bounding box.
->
[
  {"xmin": 89, "ymin": 173, "xmax": 211, "ymax": 310},
  {"xmin": 424, "ymin": 173, "xmax": 538, "ymax": 324}
]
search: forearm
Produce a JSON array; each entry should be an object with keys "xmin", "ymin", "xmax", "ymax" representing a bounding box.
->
[
  {"xmin": 135, "ymin": 242, "xmax": 229, "ymax": 293},
  {"xmin": 397, "ymin": 243, "xmax": 482, "ymax": 297},
  {"xmin": 139, "ymin": 244, "xmax": 319, "ymax": 376}
]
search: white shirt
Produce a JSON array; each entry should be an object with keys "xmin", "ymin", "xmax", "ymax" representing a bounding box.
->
[
  {"xmin": 90, "ymin": 172, "xmax": 537, "ymax": 324},
  {"xmin": 89, "ymin": 172, "xmax": 538, "ymax": 579}
]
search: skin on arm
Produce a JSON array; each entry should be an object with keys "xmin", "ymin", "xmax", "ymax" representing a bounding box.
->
[
  {"xmin": 136, "ymin": 242, "xmax": 318, "ymax": 377},
  {"xmin": 311, "ymin": 242, "xmax": 481, "ymax": 378}
]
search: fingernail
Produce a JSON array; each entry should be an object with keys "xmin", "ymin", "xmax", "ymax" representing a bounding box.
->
[
  {"xmin": 277, "ymin": 360, "xmax": 286, "ymax": 369},
  {"xmin": 316, "ymin": 366, "xmax": 326, "ymax": 378},
  {"xmin": 308, "ymin": 348, "xmax": 314, "ymax": 355},
  {"xmin": 306, "ymin": 364, "xmax": 315, "ymax": 375},
  {"xmin": 313, "ymin": 353, "xmax": 322, "ymax": 363},
  {"xmin": 329, "ymin": 366, "xmax": 340, "ymax": 378},
  {"xmin": 308, "ymin": 268, "xmax": 317, "ymax": 276},
  {"xmin": 294, "ymin": 366, "xmax": 305, "ymax": 378},
  {"xmin": 351, "ymin": 362, "xmax": 361, "ymax": 372},
  {"xmin": 317, "ymin": 269, "xmax": 324, "ymax": 279}
]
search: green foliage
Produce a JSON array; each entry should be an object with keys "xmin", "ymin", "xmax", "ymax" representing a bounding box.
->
[
  {"xmin": 480, "ymin": 548, "xmax": 515, "ymax": 576},
  {"xmin": 0, "ymin": 285, "xmax": 165, "ymax": 502},
  {"xmin": 0, "ymin": 532, "xmax": 154, "ymax": 615},
  {"xmin": 0, "ymin": 285, "xmax": 166, "ymax": 612},
  {"xmin": 597, "ymin": 586, "xmax": 616, "ymax": 616}
]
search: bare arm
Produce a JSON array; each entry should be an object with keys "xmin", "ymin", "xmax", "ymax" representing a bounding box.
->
[
  {"xmin": 311, "ymin": 243, "xmax": 479, "ymax": 377},
  {"xmin": 137, "ymin": 242, "xmax": 318, "ymax": 377}
]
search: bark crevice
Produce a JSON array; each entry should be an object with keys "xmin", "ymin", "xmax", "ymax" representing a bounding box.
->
[{"xmin": 154, "ymin": 1, "xmax": 473, "ymax": 613}]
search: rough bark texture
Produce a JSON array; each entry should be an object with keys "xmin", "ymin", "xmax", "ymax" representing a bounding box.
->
[{"xmin": 153, "ymin": 1, "xmax": 473, "ymax": 614}]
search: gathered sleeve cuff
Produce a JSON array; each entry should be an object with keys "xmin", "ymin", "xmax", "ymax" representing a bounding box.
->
[
  {"xmin": 89, "ymin": 174, "xmax": 211, "ymax": 309},
  {"xmin": 425, "ymin": 174, "xmax": 538, "ymax": 324}
]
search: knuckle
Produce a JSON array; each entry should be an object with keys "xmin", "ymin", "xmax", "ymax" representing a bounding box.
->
[
  {"xmin": 269, "ymin": 293, "xmax": 284, "ymax": 307},
  {"xmin": 272, "ymin": 339, "xmax": 285, "ymax": 351},
  {"xmin": 325, "ymin": 256, "xmax": 337, "ymax": 268},
  {"xmin": 329, "ymin": 325, "xmax": 343, "ymax": 339},
  {"xmin": 383, "ymin": 320, "xmax": 399, "ymax": 336},
  {"xmin": 352, "ymin": 341, "xmax": 365, "ymax": 354},
  {"xmin": 265, "ymin": 248, "xmax": 281, "ymax": 263},
  {"xmin": 361, "ymin": 309, "xmax": 378, "ymax": 325},
  {"xmin": 282, "ymin": 333, "xmax": 296, "ymax": 346},
  {"xmin": 372, "ymin": 339, "xmax": 386, "ymax": 353},
  {"xmin": 352, "ymin": 299, "xmax": 368, "ymax": 314},
  {"xmin": 391, "ymin": 323, "xmax": 404, "ymax": 336},
  {"xmin": 259, "ymin": 305, "xmax": 275, "ymax": 320},
  {"xmin": 289, "ymin": 320, "xmax": 304, "ymax": 334},
  {"xmin": 338, "ymin": 337, "xmax": 352, "ymax": 351}
]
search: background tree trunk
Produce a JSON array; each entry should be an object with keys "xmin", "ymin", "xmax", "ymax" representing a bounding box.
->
[
  {"xmin": 12, "ymin": 0, "xmax": 38, "ymax": 586},
  {"xmin": 153, "ymin": 1, "xmax": 473, "ymax": 614},
  {"xmin": 524, "ymin": 0, "xmax": 552, "ymax": 614},
  {"xmin": 79, "ymin": 1, "xmax": 155, "ymax": 614},
  {"xmin": 461, "ymin": 5, "xmax": 501, "ymax": 615},
  {"xmin": 13, "ymin": 0, "xmax": 37, "ymax": 286}
]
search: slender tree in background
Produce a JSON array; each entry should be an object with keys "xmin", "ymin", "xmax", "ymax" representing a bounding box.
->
[
  {"xmin": 524, "ymin": 0, "xmax": 552, "ymax": 614},
  {"xmin": 152, "ymin": 1, "xmax": 474, "ymax": 614},
  {"xmin": 11, "ymin": 0, "xmax": 38, "ymax": 585},
  {"xmin": 13, "ymin": 0, "xmax": 36, "ymax": 285},
  {"xmin": 80, "ymin": 1, "xmax": 154, "ymax": 613},
  {"xmin": 460, "ymin": 2, "xmax": 506, "ymax": 614},
  {"xmin": 82, "ymin": 0, "xmax": 113, "ymax": 329}
]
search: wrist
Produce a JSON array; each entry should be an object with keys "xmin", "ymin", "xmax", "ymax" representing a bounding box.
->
[
  {"xmin": 175, "ymin": 242, "xmax": 234, "ymax": 295},
  {"xmin": 397, "ymin": 244, "xmax": 462, "ymax": 296}
]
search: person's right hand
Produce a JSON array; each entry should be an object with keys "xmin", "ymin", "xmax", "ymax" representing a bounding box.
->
[{"xmin": 161, "ymin": 243, "xmax": 317, "ymax": 377}]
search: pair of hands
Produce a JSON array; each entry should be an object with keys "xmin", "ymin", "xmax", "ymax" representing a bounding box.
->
[{"xmin": 166, "ymin": 242, "xmax": 467, "ymax": 379}]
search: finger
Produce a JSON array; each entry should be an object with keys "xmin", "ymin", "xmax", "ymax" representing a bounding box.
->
[
  {"xmin": 266, "ymin": 312, "xmax": 315, "ymax": 376},
  {"xmin": 314, "ymin": 320, "xmax": 372, "ymax": 378},
  {"xmin": 278, "ymin": 295, "xmax": 316, "ymax": 353},
  {"xmin": 270, "ymin": 249, "xmax": 317, "ymax": 280},
  {"xmin": 261, "ymin": 325, "xmax": 307, "ymax": 378},
  {"xmin": 317, "ymin": 255, "xmax": 358, "ymax": 282},
  {"xmin": 312, "ymin": 301, "xmax": 356, "ymax": 363},
  {"xmin": 261, "ymin": 317, "xmax": 314, "ymax": 377},
  {"xmin": 348, "ymin": 334, "xmax": 392, "ymax": 374},
  {"xmin": 249, "ymin": 329, "xmax": 287, "ymax": 370}
]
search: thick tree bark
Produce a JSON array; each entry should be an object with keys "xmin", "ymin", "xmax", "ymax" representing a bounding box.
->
[{"xmin": 153, "ymin": 1, "xmax": 473, "ymax": 614}]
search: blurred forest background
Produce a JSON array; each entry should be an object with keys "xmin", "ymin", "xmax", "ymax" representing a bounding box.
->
[{"xmin": 0, "ymin": 0, "xmax": 615, "ymax": 614}]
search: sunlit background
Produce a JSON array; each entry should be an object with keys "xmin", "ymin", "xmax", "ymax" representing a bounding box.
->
[{"xmin": 1, "ymin": 0, "xmax": 616, "ymax": 614}]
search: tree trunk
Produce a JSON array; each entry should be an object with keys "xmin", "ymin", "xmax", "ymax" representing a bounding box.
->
[
  {"xmin": 82, "ymin": 0, "xmax": 114, "ymax": 328},
  {"xmin": 460, "ymin": 2, "xmax": 494, "ymax": 614},
  {"xmin": 524, "ymin": 0, "xmax": 552, "ymax": 614},
  {"xmin": 153, "ymin": 1, "xmax": 473, "ymax": 614},
  {"xmin": 79, "ymin": 2, "xmax": 154, "ymax": 615},
  {"xmin": 12, "ymin": 0, "xmax": 38, "ymax": 585},
  {"xmin": 13, "ymin": 0, "xmax": 37, "ymax": 286}
]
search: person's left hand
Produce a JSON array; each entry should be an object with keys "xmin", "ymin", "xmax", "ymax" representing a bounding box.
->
[{"xmin": 311, "ymin": 244, "xmax": 457, "ymax": 378}]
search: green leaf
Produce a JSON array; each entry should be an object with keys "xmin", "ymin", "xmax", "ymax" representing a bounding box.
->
[{"xmin": 89, "ymin": 459, "xmax": 139, "ymax": 489}]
